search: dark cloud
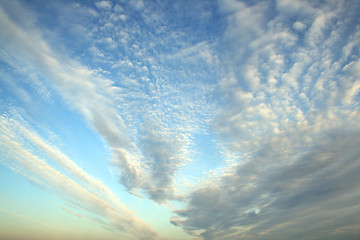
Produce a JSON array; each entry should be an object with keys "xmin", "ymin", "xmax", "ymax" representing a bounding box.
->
[
  {"xmin": 138, "ymin": 118, "xmax": 189, "ymax": 202},
  {"xmin": 173, "ymin": 130, "xmax": 360, "ymax": 239}
]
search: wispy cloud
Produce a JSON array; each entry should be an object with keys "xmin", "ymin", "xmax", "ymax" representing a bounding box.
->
[
  {"xmin": 0, "ymin": 0, "xmax": 210, "ymax": 203},
  {"xmin": 0, "ymin": 114, "xmax": 160, "ymax": 240},
  {"xmin": 1, "ymin": 0, "xmax": 359, "ymax": 239}
]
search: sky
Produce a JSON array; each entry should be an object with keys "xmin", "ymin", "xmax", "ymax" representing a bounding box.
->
[{"xmin": 0, "ymin": 0, "xmax": 359, "ymax": 239}]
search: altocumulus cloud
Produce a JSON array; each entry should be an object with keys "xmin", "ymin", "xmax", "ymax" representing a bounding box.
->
[
  {"xmin": 0, "ymin": 0, "xmax": 199, "ymax": 204},
  {"xmin": 0, "ymin": 0, "xmax": 360, "ymax": 239},
  {"xmin": 172, "ymin": 0, "xmax": 360, "ymax": 239}
]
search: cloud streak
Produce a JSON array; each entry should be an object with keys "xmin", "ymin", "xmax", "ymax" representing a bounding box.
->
[
  {"xmin": 0, "ymin": 0, "xmax": 207, "ymax": 203},
  {"xmin": 0, "ymin": 115, "xmax": 160, "ymax": 240}
]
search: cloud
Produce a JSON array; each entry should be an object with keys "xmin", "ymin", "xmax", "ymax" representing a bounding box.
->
[
  {"xmin": 220, "ymin": 0, "xmax": 268, "ymax": 61},
  {"xmin": 212, "ymin": 0, "xmax": 360, "ymax": 152},
  {"xmin": 275, "ymin": 0, "xmax": 316, "ymax": 16},
  {"xmin": 172, "ymin": 0, "xmax": 360, "ymax": 239},
  {"xmin": 138, "ymin": 116, "xmax": 191, "ymax": 202},
  {"xmin": 1, "ymin": 0, "xmax": 359, "ymax": 239},
  {"xmin": 0, "ymin": 114, "xmax": 129, "ymax": 211},
  {"xmin": 0, "ymin": 0, "xmax": 147, "ymax": 201},
  {"xmin": 129, "ymin": 0, "xmax": 145, "ymax": 10},
  {"xmin": 293, "ymin": 21, "xmax": 306, "ymax": 31},
  {"xmin": 173, "ymin": 130, "xmax": 360, "ymax": 240},
  {"xmin": 0, "ymin": 115, "xmax": 160, "ymax": 240},
  {"xmin": 95, "ymin": 1, "xmax": 112, "ymax": 11},
  {"xmin": 0, "ymin": 0, "xmax": 217, "ymax": 204}
]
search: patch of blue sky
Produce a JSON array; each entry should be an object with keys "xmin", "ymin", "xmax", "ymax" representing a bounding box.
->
[
  {"xmin": 0, "ymin": 164, "xmax": 53, "ymax": 205},
  {"xmin": 178, "ymin": 131, "xmax": 227, "ymax": 183},
  {"xmin": 0, "ymin": 67, "xmax": 110, "ymax": 184},
  {"xmin": 41, "ymin": 110, "xmax": 112, "ymax": 183}
]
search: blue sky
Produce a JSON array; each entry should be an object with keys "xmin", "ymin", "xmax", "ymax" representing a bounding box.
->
[{"xmin": 0, "ymin": 0, "xmax": 360, "ymax": 239}]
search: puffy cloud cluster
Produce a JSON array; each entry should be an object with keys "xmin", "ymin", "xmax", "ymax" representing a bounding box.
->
[
  {"xmin": 0, "ymin": 0, "xmax": 204, "ymax": 204},
  {"xmin": 173, "ymin": 0, "xmax": 360, "ymax": 239},
  {"xmin": 1, "ymin": 0, "xmax": 359, "ymax": 239}
]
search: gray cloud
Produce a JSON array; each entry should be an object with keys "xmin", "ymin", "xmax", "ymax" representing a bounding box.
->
[
  {"xmin": 172, "ymin": 0, "xmax": 360, "ymax": 239},
  {"xmin": 1, "ymin": 0, "xmax": 359, "ymax": 238},
  {"xmin": 139, "ymin": 121, "xmax": 187, "ymax": 201},
  {"xmin": 173, "ymin": 130, "xmax": 360, "ymax": 239}
]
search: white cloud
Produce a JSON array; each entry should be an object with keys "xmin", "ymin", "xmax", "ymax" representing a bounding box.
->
[
  {"xmin": 167, "ymin": 41, "xmax": 219, "ymax": 66},
  {"xmin": 129, "ymin": 0, "xmax": 145, "ymax": 10},
  {"xmin": 0, "ymin": 1, "xmax": 141, "ymax": 200},
  {"xmin": 0, "ymin": 0, "xmax": 217, "ymax": 205},
  {"xmin": 293, "ymin": 21, "xmax": 306, "ymax": 31},
  {"xmin": 95, "ymin": 1, "xmax": 112, "ymax": 11},
  {"xmin": 0, "ymin": 115, "xmax": 160, "ymax": 240},
  {"xmin": 0, "ymin": 115, "xmax": 128, "ymax": 209},
  {"xmin": 114, "ymin": 4, "xmax": 124, "ymax": 12},
  {"xmin": 172, "ymin": 0, "xmax": 360, "ymax": 239},
  {"xmin": 221, "ymin": 0, "xmax": 267, "ymax": 60},
  {"xmin": 1, "ymin": 0, "xmax": 359, "ymax": 239},
  {"xmin": 276, "ymin": 0, "xmax": 315, "ymax": 16},
  {"xmin": 212, "ymin": 0, "xmax": 360, "ymax": 154}
]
